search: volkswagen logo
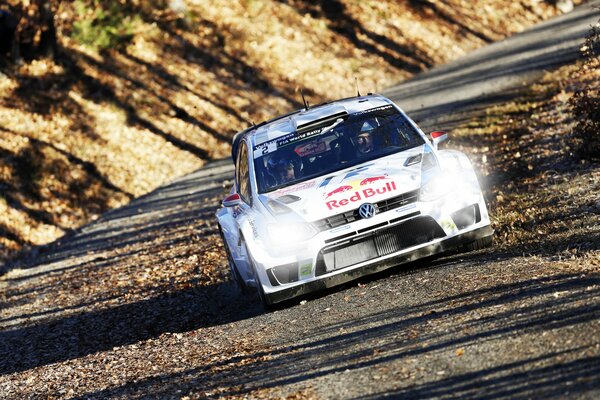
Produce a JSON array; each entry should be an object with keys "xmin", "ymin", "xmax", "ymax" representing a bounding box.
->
[{"xmin": 358, "ymin": 203, "xmax": 376, "ymax": 219}]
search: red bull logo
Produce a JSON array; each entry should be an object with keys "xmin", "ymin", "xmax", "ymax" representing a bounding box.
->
[
  {"xmin": 326, "ymin": 181, "xmax": 397, "ymax": 210},
  {"xmin": 360, "ymin": 175, "xmax": 388, "ymax": 186},
  {"xmin": 325, "ymin": 185, "xmax": 353, "ymax": 199}
]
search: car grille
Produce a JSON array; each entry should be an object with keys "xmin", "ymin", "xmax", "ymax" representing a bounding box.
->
[
  {"xmin": 312, "ymin": 189, "xmax": 419, "ymax": 231},
  {"xmin": 315, "ymin": 216, "xmax": 446, "ymax": 275}
]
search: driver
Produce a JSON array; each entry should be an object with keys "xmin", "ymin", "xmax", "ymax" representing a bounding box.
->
[
  {"xmin": 356, "ymin": 120, "xmax": 376, "ymax": 154},
  {"xmin": 268, "ymin": 153, "xmax": 298, "ymax": 185}
]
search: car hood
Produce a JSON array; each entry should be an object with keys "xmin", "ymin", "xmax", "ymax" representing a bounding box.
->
[{"xmin": 260, "ymin": 145, "xmax": 427, "ymax": 222}]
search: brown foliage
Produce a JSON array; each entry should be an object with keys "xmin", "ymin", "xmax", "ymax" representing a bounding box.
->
[
  {"xmin": 2, "ymin": 0, "xmax": 58, "ymax": 61},
  {"xmin": 0, "ymin": 0, "xmax": 570, "ymax": 262},
  {"xmin": 570, "ymin": 19, "xmax": 600, "ymax": 160},
  {"xmin": 452, "ymin": 62, "xmax": 600, "ymax": 261}
]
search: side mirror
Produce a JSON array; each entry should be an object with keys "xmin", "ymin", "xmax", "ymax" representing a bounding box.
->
[
  {"xmin": 430, "ymin": 131, "xmax": 448, "ymax": 150},
  {"xmin": 222, "ymin": 193, "xmax": 242, "ymax": 207}
]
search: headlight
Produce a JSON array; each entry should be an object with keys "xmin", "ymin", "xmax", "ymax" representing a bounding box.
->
[
  {"xmin": 260, "ymin": 197, "xmax": 292, "ymax": 216},
  {"xmin": 268, "ymin": 222, "xmax": 317, "ymax": 244},
  {"xmin": 419, "ymin": 174, "xmax": 453, "ymax": 201}
]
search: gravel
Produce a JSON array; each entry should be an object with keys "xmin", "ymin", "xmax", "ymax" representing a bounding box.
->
[{"xmin": 2, "ymin": 5, "xmax": 600, "ymax": 399}]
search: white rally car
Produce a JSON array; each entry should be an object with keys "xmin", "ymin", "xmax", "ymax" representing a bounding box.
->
[{"xmin": 216, "ymin": 94, "xmax": 493, "ymax": 307}]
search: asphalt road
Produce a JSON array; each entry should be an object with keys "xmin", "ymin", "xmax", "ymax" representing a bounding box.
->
[
  {"xmin": 1, "ymin": 3, "xmax": 600, "ymax": 399},
  {"xmin": 384, "ymin": 0, "xmax": 600, "ymax": 129}
]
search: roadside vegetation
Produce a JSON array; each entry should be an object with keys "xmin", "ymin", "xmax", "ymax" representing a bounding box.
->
[
  {"xmin": 451, "ymin": 27, "xmax": 600, "ymax": 271},
  {"xmin": 0, "ymin": 0, "xmax": 583, "ymax": 262},
  {"xmin": 569, "ymin": 19, "xmax": 600, "ymax": 159}
]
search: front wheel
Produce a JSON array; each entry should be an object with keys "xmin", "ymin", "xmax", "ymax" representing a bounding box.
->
[
  {"xmin": 244, "ymin": 243, "xmax": 274, "ymax": 310},
  {"xmin": 462, "ymin": 235, "xmax": 493, "ymax": 252},
  {"xmin": 220, "ymin": 228, "xmax": 248, "ymax": 293},
  {"xmin": 228, "ymin": 247, "xmax": 248, "ymax": 293}
]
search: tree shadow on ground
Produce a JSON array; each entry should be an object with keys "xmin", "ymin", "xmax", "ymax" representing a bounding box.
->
[
  {"xmin": 135, "ymin": 11, "xmax": 303, "ymax": 110},
  {"xmin": 121, "ymin": 52, "xmax": 252, "ymax": 126},
  {"xmin": 0, "ymin": 128, "xmax": 130, "ymax": 239},
  {"xmin": 0, "ymin": 279, "xmax": 262, "ymax": 376},
  {"xmin": 0, "ymin": 159, "xmax": 268, "ymax": 376},
  {"xmin": 1, "ymin": 131, "xmax": 596, "ymax": 376},
  {"xmin": 70, "ymin": 272, "xmax": 600, "ymax": 398},
  {"xmin": 408, "ymin": 0, "xmax": 496, "ymax": 43},
  {"xmin": 2, "ymin": 160, "xmax": 233, "ymax": 274},
  {"xmin": 0, "ymin": 6, "xmax": 313, "ymax": 260},
  {"xmin": 279, "ymin": 0, "xmax": 431, "ymax": 73},
  {"xmin": 359, "ymin": 352, "xmax": 600, "ymax": 399}
]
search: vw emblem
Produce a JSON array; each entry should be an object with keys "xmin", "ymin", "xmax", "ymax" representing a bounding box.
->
[{"xmin": 358, "ymin": 203, "xmax": 376, "ymax": 219}]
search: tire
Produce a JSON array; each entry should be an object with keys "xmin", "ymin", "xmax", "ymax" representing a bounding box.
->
[
  {"xmin": 463, "ymin": 235, "xmax": 493, "ymax": 252},
  {"xmin": 254, "ymin": 268, "xmax": 272, "ymax": 310},
  {"xmin": 219, "ymin": 228, "xmax": 248, "ymax": 293},
  {"xmin": 229, "ymin": 247, "xmax": 249, "ymax": 293},
  {"xmin": 244, "ymin": 242, "xmax": 273, "ymax": 310}
]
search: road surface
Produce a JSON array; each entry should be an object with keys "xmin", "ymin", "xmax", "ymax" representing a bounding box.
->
[{"xmin": 1, "ymin": 2, "xmax": 599, "ymax": 398}]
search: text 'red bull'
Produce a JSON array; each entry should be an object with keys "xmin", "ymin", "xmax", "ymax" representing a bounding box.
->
[{"xmin": 326, "ymin": 181, "xmax": 397, "ymax": 210}]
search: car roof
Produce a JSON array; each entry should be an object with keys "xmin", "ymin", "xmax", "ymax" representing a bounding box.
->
[{"xmin": 231, "ymin": 94, "xmax": 394, "ymax": 160}]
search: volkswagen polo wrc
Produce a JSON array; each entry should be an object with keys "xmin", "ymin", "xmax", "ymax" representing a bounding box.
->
[{"xmin": 216, "ymin": 94, "xmax": 493, "ymax": 307}]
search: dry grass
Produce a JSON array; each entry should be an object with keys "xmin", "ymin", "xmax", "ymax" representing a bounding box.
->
[{"xmin": 0, "ymin": 0, "xmax": 572, "ymax": 261}]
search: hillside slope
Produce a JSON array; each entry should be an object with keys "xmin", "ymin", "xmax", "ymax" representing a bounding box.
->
[{"xmin": 0, "ymin": 0, "xmax": 579, "ymax": 261}]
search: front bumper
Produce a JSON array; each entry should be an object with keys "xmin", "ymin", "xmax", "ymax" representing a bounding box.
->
[{"xmin": 266, "ymin": 224, "xmax": 493, "ymax": 304}]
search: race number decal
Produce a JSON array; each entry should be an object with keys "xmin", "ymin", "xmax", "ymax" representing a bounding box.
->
[{"xmin": 253, "ymin": 140, "xmax": 278, "ymax": 159}]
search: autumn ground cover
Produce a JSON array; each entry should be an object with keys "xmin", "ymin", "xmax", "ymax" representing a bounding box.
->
[
  {"xmin": 0, "ymin": 51, "xmax": 598, "ymax": 398},
  {"xmin": 450, "ymin": 55, "xmax": 600, "ymax": 272},
  {"xmin": 0, "ymin": 8, "xmax": 598, "ymax": 396},
  {"xmin": 0, "ymin": 0, "xmax": 573, "ymax": 262}
]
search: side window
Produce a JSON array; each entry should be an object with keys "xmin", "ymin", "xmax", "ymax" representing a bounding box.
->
[{"xmin": 236, "ymin": 141, "xmax": 252, "ymax": 204}]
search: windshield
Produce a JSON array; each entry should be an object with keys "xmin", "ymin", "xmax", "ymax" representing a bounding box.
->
[{"xmin": 253, "ymin": 105, "xmax": 425, "ymax": 193}]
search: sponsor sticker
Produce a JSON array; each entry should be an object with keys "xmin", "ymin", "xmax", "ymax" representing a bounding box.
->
[
  {"xmin": 395, "ymin": 204, "xmax": 417, "ymax": 213},
  {"xmin": 325, "ymin": 181, "xmax": 398, "ymax": 210},
  {"xmin": 324, "ymin": 185, "xmax": 353, "ymax": 199},
  {"xmin": 253, "ymin": 140, "xmax": 279, "ymax": 158},
  {"xmin": 440, "ymin": 218, "xmax": 457, "ymax": 231},
  {"xmin": 359, "ymin": 174, "xmax": 389, "ymax": 186},
  {"xmin": 323, "ymin": 174, "xmax": 391, "ymax": 200},
  {"xmin": 299, "ymin": 261, "xmax": 313, "ymax": 278},
  {"xmin": 295, "ymin": 140, "xmax": 327, "ymax": 157},
  {"xmin": 275, "ymin": 180, "xmax": 316, "ymax": 195},
  {"xmin": 248, "ymin": 218, "xmax": 259, "ymax": 238},
  {"xmin": 353, "ymin": 104, "xmax": 394, "ymax": 115},
  {"xmin": 253, "ymin": 126, "xmax": 328, "ymax": 158}
]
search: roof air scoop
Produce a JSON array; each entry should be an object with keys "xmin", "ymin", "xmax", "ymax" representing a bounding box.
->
[{"xmin": 293, "ymin": 106, "xmax": 348, "ymax": 133}]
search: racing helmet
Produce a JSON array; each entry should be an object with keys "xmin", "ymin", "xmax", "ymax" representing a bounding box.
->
[
  {"xmin": 355, "ymin": 118, "xmax": 378, "ymax": 154},
  {"xmin": 360, "ymin": 119, "xmax": 377, "ymax": 134}
]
